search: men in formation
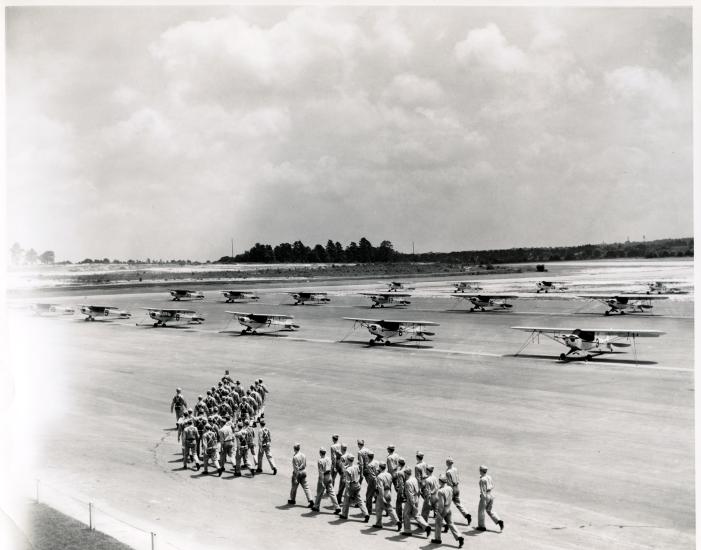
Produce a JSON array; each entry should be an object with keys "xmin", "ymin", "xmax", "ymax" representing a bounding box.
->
[
  {"xmin": 301, "ymin": 436, "xmax": 505, "ymax": 547},
  {"xmin": 170, "ymin": 375, "xmax": 276, "ymax": 476}
]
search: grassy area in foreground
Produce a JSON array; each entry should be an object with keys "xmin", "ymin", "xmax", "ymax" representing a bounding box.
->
[{"xmin": 25, "ymin": 502, "xmax": 134, "ymax": 550}]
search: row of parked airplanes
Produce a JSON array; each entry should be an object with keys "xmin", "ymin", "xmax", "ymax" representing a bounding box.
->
[{"xmin": 28, "ymin": 280, "xmax": 685, "ymax": 362}]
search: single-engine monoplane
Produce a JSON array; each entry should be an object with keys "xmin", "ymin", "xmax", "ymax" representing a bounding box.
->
[
  {"xmin": 453, "ymin": 281, "xmax": 483, "ymax": 293},
  {"xmin": 361, "ymin": 292, "xmax": 411, "ymax": 308},
  {"xmin": 647, "ymin": 281, "xmax": 687, "ymax": 294},
  {"xmin": 226, "ymin": 311, "xmax": 300, "ymax": 334},
  {"xmin": 452, "ymin": 294, "xmax": 517, "ymax": 312},
  {"xmin": 381, "ymin": 281, "xmax": 415, "ymax": 292},
  {"xmin": 511, "ymin": 326, "xmax": 664, "ymax": 361},
  {"xmin": 79, "ymin": 305, "xmax": 132, "ymax": 321},
  {"xmin": 31, "ymin": 303, "xmax": 75, "ymax": 316},
  {"xmin": 536, "ymin": 281, "xmax": 569, "ymax": 293},
  {"xmin": 577, "ymin": 294, "xmax": 668, "ymax": 315},
  {"xmin": 288, "ymin": 291, "xmax": 331, "ymax": 305},
  {"xmin": 141, "ymin": 308, "xmax": 205, "ymax": 327},
  {"xmin": 343, "ymin": 317, "xmax": 439, "ymax": 346},
  {"xmin": 170, "ymin": 289, "xmax": 205, "ymax": 301},
  {"xmin": 221, "ymin": 290, "xmax": 260, "ymax": 303}
]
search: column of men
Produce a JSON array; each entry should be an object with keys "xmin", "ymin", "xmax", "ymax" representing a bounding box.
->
[
  {"xmin": 170, "ymin": 371, "xmax": 277, "ymax": 476},
  {"xmin": 290, "ymin": 437, "xmax": 504, "ymax": 547}
]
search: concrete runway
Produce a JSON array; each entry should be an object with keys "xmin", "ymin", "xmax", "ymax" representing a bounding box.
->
[{"xmin": 6, "ymin": 263, "xmax": 695, "ymax": 550}]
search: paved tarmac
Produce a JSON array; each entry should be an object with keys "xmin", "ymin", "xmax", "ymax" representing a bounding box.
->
[{"xmin": 5, "ymin": 262, "xmax": 695, "ymax": 550}]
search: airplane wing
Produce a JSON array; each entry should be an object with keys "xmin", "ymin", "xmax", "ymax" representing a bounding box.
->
[
  {"xmin": 226, "ymin": 311, "xmax": 293, "ymax": 320},
  {"xmin": 511, "ymin": 326, "xmax": 665, "ymax": 337},
  {"xmin": 343, "ymin": 317, "xmax": 381, "ymax": 323},
  {"xmin": 454, "ymin": 294, "xmax": 518, "ymax": 299},
  {"xmin": 79, "ymin": 305, "xmax": 119, "ymax": 310},
  {"xmin": 577, "ymin": 294, "xmax": 669, "ymax": 300},
  {"xmin": 386, "ymin": 320, "xmax": 440, "ymax": 327},
  {"xmin": 360, "ymin": 292, "xmax": 412, "ymax": 297},
  {"xmin": 156, "ymin": 308, "xmax": 197, "ymax": 314}
]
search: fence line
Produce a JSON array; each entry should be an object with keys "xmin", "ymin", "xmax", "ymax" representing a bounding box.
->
[{"xmin": 30, "ymin": 478, "xmax": 187, "ymax": 550}]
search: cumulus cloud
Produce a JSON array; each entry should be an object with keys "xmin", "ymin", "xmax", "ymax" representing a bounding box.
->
[
  {"xmin": 605, "ymin": 65, "xmax": 680, "ymax": 110},
  {"xmin": 455, "ymin": 23, "xmax": 528, "ymax": 73},
  {"xmin": 5, "ymin": 7, "xmax": 693, "ymax": 258}
]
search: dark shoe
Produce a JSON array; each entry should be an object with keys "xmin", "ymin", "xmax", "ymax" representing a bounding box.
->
[
  {"xmin": 272, "ymin": 467, "xmax": 277, "ymax": 475},
  {"xmin": 401, "ymin": 532, "xmax": 412, "ymax": 536},
  {"xmin": 443, "ymin": 525, "xmax": 448, "ymax": 533},
  {"xmin": 397, "ymin": 522, "xmax": 402, "ymax": 532},
  {"xmin": 234, "ymin": 472, "xmax": 242, "ymax": 477},
  {"xmin": 458, "ymin": 536, "xmax": 465, "ymax": 548},
  {"xmin": 475, "ymin": 526, "xmax": 486, "ymax": 531},
  {"xmin": 287, "ymin": 499, "xmax": 296, "ymax": 505},
  {"xmin": 425, "ymin": 526, "xmax": 432, "ymax": 538},
  {"xmin": 334, "ymin": 508, "xmax": 341, "ymax": 515},
  {"xmin": 308, "ymin": 501, "xmax": 314, "ymax": 508},
  {"xmin": 339, "ymin": 515, "xmax": 348, "ymax": 520},
  {"xmin": 311, "ymin": 506, "xmax": 319, "ymax": 512},
  {"xmin": 255, "ymin": 468, "xmax": 263, "ymax": 473},
  {"xmin": 364, "ymin": 515, "xmax": 370, "ymax": 523},
  {"xmin": 466, "ymin": 514, "xmax": 472, "ymax": 526},
  {"xmin": 430, "ymin": 539, "xmax": 442, "ymax": 544},
  {"xmin": 372, "ymin": 524, "xmax": 382, "ymax": 529},
  {"xmin": 498, "ymin": 520, "xmax": 504, "ymax": 531}
]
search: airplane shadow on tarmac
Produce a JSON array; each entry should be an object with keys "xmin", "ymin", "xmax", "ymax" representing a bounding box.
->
[
  {"xmin": 510, "ymin": 353, "xmax": 657, "ymax": 365},
  {"xmin": 218, "ymin": 330, "xmax": 290, "ymax": 338},
  {"xmin": 337, "ymin": 339, "xmax": 435, "ymax": 350}
]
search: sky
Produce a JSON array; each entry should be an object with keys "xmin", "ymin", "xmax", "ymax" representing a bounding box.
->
[{"xmin": 5, "ymin": 6, "xmax": 693, "ymax": 261}]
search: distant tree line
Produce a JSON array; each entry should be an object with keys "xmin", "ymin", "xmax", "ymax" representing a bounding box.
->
[
  {"xmin": 406, "ymin": 237, "xmax": 694, "ymax": 265},
  {"xmin": 218, "ymin": 238, "xmax": 398, "ymax": 264},
  {"xmin": 217, "ymin": 237, "xmax": 693, "ymax": 264},
  {"xmin": 9, "ymin": 243, "xmax": 55, "ymax": 265},
  {"xmin": 76, "ymin": 258, "xmax": 209, "ymax": 265}
]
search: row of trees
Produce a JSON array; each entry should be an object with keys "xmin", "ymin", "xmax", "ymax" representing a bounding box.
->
[
  {"xmin": 218, "ymin": 238, "xmax": 398, "ymax": 264},
  {"xmin": 218, "ymin": 237, "xmax": 693, "ymax": 264},
  {"xmin": 9, "ymin": 243, "xmax": 55, "ymax": 265}
]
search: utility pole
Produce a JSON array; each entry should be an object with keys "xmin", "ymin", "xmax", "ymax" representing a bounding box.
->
[
  {"xmin": 231, "ymin": 238, "xmax": 234, "ymax": 258},
  {"xmin": 412, "ymin": 241, "xmax": 415, "ymax": 256}
]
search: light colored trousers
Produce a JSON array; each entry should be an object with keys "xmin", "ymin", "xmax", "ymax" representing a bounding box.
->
[
  {"xmin": 402, "ymin": 498, "xmax": 428, "ymax": 532},
  {"xmin": 478, "ymin": 493, "xmax": 501, "ymax": 527},
  {"xmin": 314, "ymin": 473, "xmax": 339, "ymax": 508},
  {"xmin": 342, "ymin": 483, "xmax": 368, "ymax": 517},
  {"xmin": 257, "ymin": 444, "xmax": 276, "ymax": 471},
  {"xmin": 291, "ymin": 471, "xmax": 313, "ymax": 502},
  {"xmin": 435, "ymin": 509, "xmax": 460, "ymax": 541},
  {"xmin": 374, "ymin": 490, "xmax": 399, "ymax": 526}
]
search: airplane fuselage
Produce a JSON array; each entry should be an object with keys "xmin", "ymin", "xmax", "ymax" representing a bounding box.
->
[
  {"xmin": 170, "ymin": 290, "xmax": 204, "ymax": 301},
  {"xmin": 467, "ymin": 297, "xmax": 513, "ymax": 311},
  {"xmin": 223, "ymin": 292, "xmax": 259, "ymax": 303},
  {"xmin": 148, "ymin": 310, "xmax": 204, "ymax": 326},
  {"xmin": 80, "ymin": 307, "xmax": 131, "ymax": 321},
  {"xmin": 369, "ymin": 295, "xmax": 411, "ymax": 308}
]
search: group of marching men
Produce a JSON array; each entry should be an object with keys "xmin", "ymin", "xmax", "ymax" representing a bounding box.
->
[
  {"xmin": 288, "ymin": 437, "xmax": 504, "ymax": 547},
  {"xmin": 170, "ymin": 371, "xmax": 277, "ymax": 476}
]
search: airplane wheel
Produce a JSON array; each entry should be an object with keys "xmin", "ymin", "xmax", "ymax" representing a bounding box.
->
[
  {"xmin": 604, "ymin": 311, "xmax": 610, "ymax": 316},
  {"xmin": 153, "ymin": 322, "xmax": 159, "ymax": 327},
  {"xmin": 380, "ymin": 305, "xmax": 384, "ymax": 308},
  {"xmin": 620, "ymin": 311, "xmax": 625, "ymax": 315},
  {"xmin": 384, "ymin": 340, "xmax": 391, "ymax": 346},
  {"xmin": 586, "ymin": 354, "xmax": 593, "ymax": 361},
  {"xmin": 369, "ymin": 339, "xmax": 375, "ymax": 346},
  {"xmin": 174, "ymin": 297, "xmax": 180, "ymax": 301},
  {"xmin": 470, "ymin": 308, "xmax": 475, "ymax": 312},
  {"xmin": 241, "ymin": 329, "xmax": 247, "ymax": 335},
  {"xmin": 559, "ymin": 353, "xmax": 567, "ymax": 361},
  {"xmin": 371, "ymin": 305, "xmax": 376, "ymax": 309}
]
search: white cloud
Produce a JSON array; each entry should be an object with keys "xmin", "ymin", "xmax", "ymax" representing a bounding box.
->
[
  {"xmin": 384, "ymin": 73, "xmax": 444, "ymax": 106},
  {"xmin": 605, "ymin": 65, "xmax": 680, "ymax": 110},
  {"xmin": 454, "ymin": 23, "xmax": 528, "ymax": 73}
]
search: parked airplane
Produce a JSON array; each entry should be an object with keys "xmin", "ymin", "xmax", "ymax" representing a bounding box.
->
[
  {"xmin": 141, "ymin": 308, "xmax": 205, "ymax": 327},
  {"xmin": 361, "ymin": 292, "xmax": 411, "ymax": 308},
  {"xmin": 227, "ymin": 311, "xmax": 299, "ymax": 334},
  {"xmin": 170, "ymin": 289, "xmax": 205, "ymax": 301},
  {"xmin": 31, "ymin": 303, "xmax": 75, "ymax": 316},
  {"xmin": 578, "ymin": 294, "xmax": 668, "ymax": 315},
  {"xmin": 453, "ymin": 281, "xmax": 483, "ymax": 293},
  {"xmin": 511, "ymin": 326, "xmax": 664, "ymax": 361},
  {"xmin": 221, "ymin": 290, "xmax": 260, "ymax": 303},
  {"xmin": 288, "ymin": 291, "xmax": 331, "ymax": 305},
  {"xmin": 452, "ymin": 294, "xmax": 517, "ymax": 312},
  {"xmin": 647, "ymin": 281, "xmax": 687, "ymax": 294},
  {"xmin": 381, "ymin": 281, "xmax": 415, "ymax": 292},
  {"xmin": 343, "ymin": 317, "xmax": 439, "ymax": 346},
  {"xmin": 536, "ymin": 281, "xmax": 569, "ymax": 293},
  {"xmin": 79, "ymin": 305, "xmax": 132, "ymax": 321}
]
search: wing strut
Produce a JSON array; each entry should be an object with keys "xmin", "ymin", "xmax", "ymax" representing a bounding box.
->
[{"xmin": 514, "ymin": 329, "xmax": 539, "ymax": 356}]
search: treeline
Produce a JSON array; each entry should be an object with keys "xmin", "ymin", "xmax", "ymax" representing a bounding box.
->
[
  {"xmin": 409, "ymin": 237, "xmax": 694, "ymax": 264},
  {"xmin": 76, "ymin": 258, "xmax": 210, "ymax": 265},
  {"xmin": 218, "ymin": 238, "xmax": 397, "ymax": 263},
  {"xmin": 217, "ymin": 237, "xmax": 692, "ymax": 264},
  {"xmin": 9, "ymin": 243, "xmax": 55, "ymax": 265}
]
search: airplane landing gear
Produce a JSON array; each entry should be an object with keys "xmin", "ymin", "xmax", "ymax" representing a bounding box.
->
[
  {"xmin": 559, "ymin": 353, "xmax": 567, "ymax": 361},
  {"xmin": 605, "ymin": 310, "xmax": 610, "ymax": 316},
  {"xmin": 153, "ymin": 322, "xmax": 160, "ymax": 327},
  {"xmin": 384, "ymin": 340, "xmax": 391, "ymax": 346}
]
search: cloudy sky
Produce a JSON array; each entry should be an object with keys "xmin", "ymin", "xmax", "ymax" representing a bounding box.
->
[{"xmin": 6, "ymin": 6, "xmax": 692, "ymax": 261}]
